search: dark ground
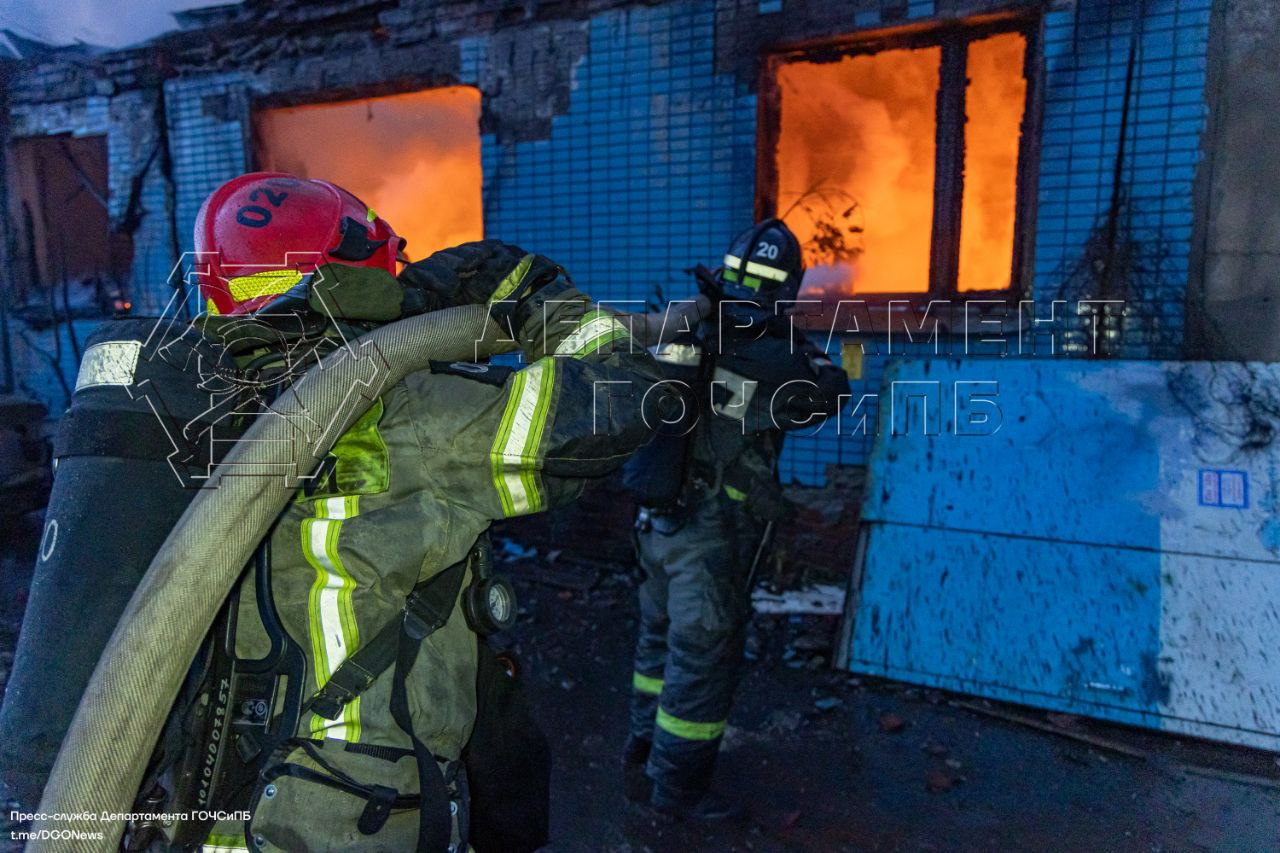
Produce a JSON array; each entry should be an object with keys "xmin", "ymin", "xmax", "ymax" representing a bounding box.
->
[
  {"xmin": 2, "ymin": 513, "xmax": 1279, "ymax": 852},
  {"xmin": 496, "ymin": 553, "xmax": 1280, "ymax": 853}
]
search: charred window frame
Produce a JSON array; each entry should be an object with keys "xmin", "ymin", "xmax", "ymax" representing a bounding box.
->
[{"xmin": 757, "ymin": 14, "xmax": 1044, "ymax": 306}]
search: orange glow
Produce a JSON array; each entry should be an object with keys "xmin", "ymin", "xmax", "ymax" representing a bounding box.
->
[
  {"xmin": 777, "ymin": 46, "xmax": 940, "ymax": 297},
  {"xmin": 958, "ymin": 32, "xmax": 1027, "ymax": 292},
  {"xmin": 254, "ymin": 87, "xmax": 483, "ymax": 262}
]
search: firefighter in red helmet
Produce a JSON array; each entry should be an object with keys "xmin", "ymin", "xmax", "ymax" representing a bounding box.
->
[{"xmin": 173, "ymin": 172, "xmax": 667, "ymax": 851}]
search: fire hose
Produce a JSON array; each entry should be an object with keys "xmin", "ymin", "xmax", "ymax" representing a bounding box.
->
[{"xmin": 31, "ymin": 304, "xmax": 512, "ymax": 852}]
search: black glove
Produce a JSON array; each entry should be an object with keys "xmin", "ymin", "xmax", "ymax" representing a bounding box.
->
[
  {"xmin": 691, "ymin": 264, "xmax": 723, "ymax": 302},
  {"xmin": 398, "ymin": 241, "xmax": 561, "ymax": 318}
]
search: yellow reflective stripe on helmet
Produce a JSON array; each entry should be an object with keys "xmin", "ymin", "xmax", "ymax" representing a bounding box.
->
[
  {"xmin": 490, "ymin": 359, "xmax": 557, "ymax": 516},
  {"xmin": 488, "ymin": 254, "xmax": 535, "ymax": 305},
  {"xmin": 303, "ymin": 495, "xmax": 362, "ymax": 742},
  {"xmin": 202, "ymin": 833, "xmax": 249, "ymax": 852},
  {"xmin": 744, "ymin": 260, "xmax": 789, "ymax": 282},
  {"xmin": 723, "ymin": 253, "xmax": 742, "ymax": 269},
  {"xmin": 554, "ymin": 309, "xmax": 630, "ymax": 358},
  {"xmin": 632, "ymin": 671, "xmax": 664, "ymax": 696},
  {"xmin": 227, "ymin": 269, "xmax": 304, "ymax": 303},
  {"xmin": 656, "ymin": 708, "xmax": 726, "ymax": 741}
]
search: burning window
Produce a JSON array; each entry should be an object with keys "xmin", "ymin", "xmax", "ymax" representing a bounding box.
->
[
  {"xmin": 254, "ymin": 87, "xmax": 483, "ymax": 262},
  {"xmin": 769, "ymin": 28, "xmax": 1030, "ymax": 301}
]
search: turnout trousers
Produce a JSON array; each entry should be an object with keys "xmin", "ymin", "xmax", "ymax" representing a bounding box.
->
[{"xmin": 628, "ymin": 493, "xmax": 762, "ymax": 799}]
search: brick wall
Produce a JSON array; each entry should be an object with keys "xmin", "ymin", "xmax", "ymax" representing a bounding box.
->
[{"xmin": 2, "ymin": 0, "xmax": 1218, "ymax": 484}]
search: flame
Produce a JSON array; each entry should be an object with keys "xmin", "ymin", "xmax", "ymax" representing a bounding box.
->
[
  {"xmin": 254, "ymin": 87, "xmax": 483, "ymax": 262},
  {"xmin": 776, "ymin": 34, "xmax": 1026, "ymax": 299},
  {"xmin": 778, "ymin": 46, "xmax": 940, "ymax": 297},
  {"xmin": 958, "ymin": 32, "xmax": 1027, "ymax": 292}
]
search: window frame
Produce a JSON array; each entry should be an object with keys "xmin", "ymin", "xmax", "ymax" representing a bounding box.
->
[{"xmin": 756, "ymin": 13, "xmax": 1044, "ymax": 311}]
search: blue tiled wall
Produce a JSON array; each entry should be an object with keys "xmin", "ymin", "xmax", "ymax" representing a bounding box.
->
[
  {"xmin": 1033, "ymin": 0, "xmax": 1210, "ymax": 358},
  {"xmin": 475, "ymin": 0, "xmax": 1213, "ymax": 484},
  {"xmin": 480, "ymin": 2, "xmax": 756, "ymax": 318},
  {"xmin": 21, "ymin": 0, "xmax": 1211, "ymax": 484}
]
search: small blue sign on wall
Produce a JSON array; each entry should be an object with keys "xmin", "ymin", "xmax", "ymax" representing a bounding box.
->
[{"xmin": 1199, "ymin": 469, "xmax": 1248, "ymax": 508}]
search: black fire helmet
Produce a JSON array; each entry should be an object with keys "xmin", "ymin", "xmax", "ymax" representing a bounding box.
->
[{"xmin": 718, "ymin": 218, "xmax": 804, "ymax": 306}]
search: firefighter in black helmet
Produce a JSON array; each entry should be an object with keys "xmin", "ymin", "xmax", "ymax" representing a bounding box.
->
[{"xmin": 619, "ymin": 219, "xmax": 850, "ymax": 821}]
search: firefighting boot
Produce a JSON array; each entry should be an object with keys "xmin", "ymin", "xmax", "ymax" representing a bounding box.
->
[
  {"xmin": 621, "ymin": 735, "xmax": 653, "ymax": 803},
  {"xmin": 648, "ymin": 786, "xmax": 747, "ymax": 823},
  {"xmin": 650, "ymin": 778, "xmax": 747, "ymax": 819}
]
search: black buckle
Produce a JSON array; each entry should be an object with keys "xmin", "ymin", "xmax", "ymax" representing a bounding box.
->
[
  {"xmin": 357, "ymin": 784, "xmax": 398, "ymax": 835},
  {"xmin": 309, "ymin": 692, "xmax": 345, "ymax": 721}
]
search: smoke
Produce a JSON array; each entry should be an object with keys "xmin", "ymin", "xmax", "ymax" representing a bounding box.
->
[
  {"xmin": 957, "ymin": 32, "xmax": 1027, "ymax": 293},
  {"xmin": 778, "ymin": 46, "xmax": 941, "ymax": 296},
  {"xmin": 776, "ymin": 33, "xmax": 1026, "ymax": 299}
]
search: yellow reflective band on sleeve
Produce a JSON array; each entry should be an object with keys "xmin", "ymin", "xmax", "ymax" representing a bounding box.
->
[
  {"xmin": 744, "ymin": 260, "xmax": 789, "ymax": 282},
  {"xmin": 227, "ymin": 269, "xmax": 304, "ymax": 303},
  {"xmin": 554, "ymin": 309, "xmax": 630, "ymax": 358},
  {"xmin": 303, "ymin": 495, "xmax": 362, "ymax": 742},
  {"xmin": 488, "ymin": 254, "xmax": 535, "ymax": 305},
  {"xmin": 632, "ymin": 671, "xmax": 664, "ymax": 696},
  {"xmin": 656, "ymin": 708, "xmax": 726, "ymax": 741},
  {"xmin": 490, "ymin": 359, "xmax": 557, "ymax": 516},
  {"xmin": 202, "ymin": 833, "xmax": 249, "ymax": 852},
  {"xmin": 723, "ymin": 484, "xmax": 747, "ymax": 502}
]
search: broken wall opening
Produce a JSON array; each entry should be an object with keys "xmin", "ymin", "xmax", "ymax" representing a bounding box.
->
[
  {"xmin": 253, "ymin": 87, "xmax": 484, "ymax": 262},
  {"xmin": 7, "ymin": 134, "xmax": 122, "ymax": 318},
  {"xmin": 769, "ymin": 27, "xmax": 1030, "ymax": 302}
]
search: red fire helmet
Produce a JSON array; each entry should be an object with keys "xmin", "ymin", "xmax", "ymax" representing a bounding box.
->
[{"xmin": 194, "ymin": 172, "xmax": 404, "ymax": 315}]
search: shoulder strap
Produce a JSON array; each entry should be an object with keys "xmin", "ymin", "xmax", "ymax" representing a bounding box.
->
[{"xmin": 303, "ymin": 558, "xmax": 468, "ymax": 722}]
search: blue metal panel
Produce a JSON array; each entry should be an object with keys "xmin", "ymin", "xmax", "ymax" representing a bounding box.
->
[{"xmin": 845, "ymin": 358, "xmax": 1280, "ymax": 749}]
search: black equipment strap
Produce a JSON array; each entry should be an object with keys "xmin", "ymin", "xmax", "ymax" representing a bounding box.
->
[
  {"xmin": 390, "ymin": 582, "xmax": 463, "ymax": 853},
  {"xmin": 303, "ymin": 560, "xmax": 468, "ymax": 721}
]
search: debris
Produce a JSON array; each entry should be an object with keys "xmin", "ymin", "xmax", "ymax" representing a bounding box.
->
[
  {"xmin": 495, "ymin": 538, "xmax": 537, "ymax": 561},
  {"xmin": 1047, "ymin": 712, "xmax": 1081, "ymax": 729},
  {"xmin": 557, "ymin": 590, "xmax": 574, "ymax": 601},
  {"xmin": 925, "ymin": 771, "xmax": 954, "ymax": 794},
  {"xmin": 878, "ymin": 712, "xmax": 906, "ymax": 734},
  {"xmin": 789, "ymin": 624, "xmax": 834, "ymax": 652},
  {"xmin": 813, "ymin": 697, "xmax": 844, "ymax": 712},
  {"xmin": 950, "ymin": 700, "xmax": 1146, "ymax": 760},
  {"xmin": 752, "ymin": 584, "xmax": 845, "ymax": 616},
  {"xmin": 763, "ymin": 710, "xmax": 805, "ymax": 735},
  {"xmin": 944, "ymin": 758, "xmax": 963, "ymax": 771},
  {"xmin": 921, "ymin": 740, "xmax": 950, "ymax": 757}
]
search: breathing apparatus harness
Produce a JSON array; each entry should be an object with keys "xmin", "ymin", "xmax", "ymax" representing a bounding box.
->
[{"xmin": 123, "ymin": 274, "xmax": 520, "ymax": 851}]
